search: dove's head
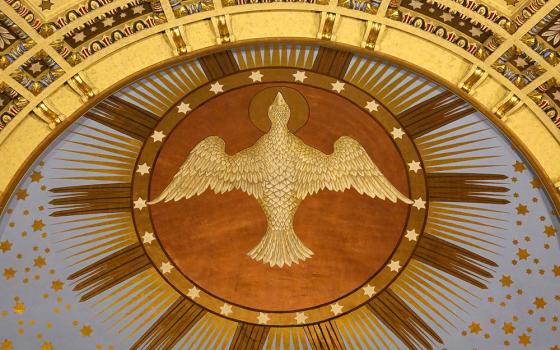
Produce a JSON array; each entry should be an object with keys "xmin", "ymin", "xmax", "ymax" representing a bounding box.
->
[{"xmin": 268, "ymin": 92, "xmax": 290, "ymax": 127}]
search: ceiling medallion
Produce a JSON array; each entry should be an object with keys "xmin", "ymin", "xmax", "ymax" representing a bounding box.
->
[{"xmin": 2, "ymin": 42, "xmax": 557, "ymax": 350}]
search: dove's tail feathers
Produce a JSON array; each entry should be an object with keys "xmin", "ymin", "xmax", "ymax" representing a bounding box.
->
[{"xmin": 248, "ymin": 227, "xmax": 313, "ymax": 268}]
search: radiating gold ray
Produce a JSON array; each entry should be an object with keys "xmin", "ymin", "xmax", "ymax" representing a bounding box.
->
[
  {"xmin": 57, "ymin": 149, "xmax": 135, "ymax": 165},
  {"xmin": 391, "ymin": 283, "xmax": 448, "ymax": 331},
  {"xmin": 419, "ymin": 136, "xmax": 494, "ymax": 155},
  {"xmin": 392, "ymin": 84, "xmax": 439, "ymax": 115},
  {"xmin": 67, "ymin": 239, "xmax": 133, "ymax": 266},
  {"xmin": 406, "ymin": 270, "xmax": 470, "ymax": 314},
  {"xmin": 376, "ymin": 70, "xmax": 410, "ymax": 102},
  {"xmin": 54, "ymin": 167, "xmax": 130, "ymax": 175},
  {"xmin": 61, "ymin": 230, "xmax": 132, "ymax": 252},
  {"xmin": 427, "ymin": 227, "xmax": 501, "ymax": 253},
  {"xmin": 424, "ymin": 155, "xmax": 501, "ymax": 167},
  {"xmin": 58, "ymin": 223, "xmax": 130, "ymax": 242},
  {"xmin": 412, "ymin": 260, "xmax": 480, "ymax": 299},
  {"xmin": 106, "ymin": 282, "xmax": 159, "ymax": 324},
  {"xmin": 352, "ymin": 310, "xmax": 386, "ymax": 349},
  {"xmin": 95, "ymin": 269, "xmax": 154, "ymax": 308},
  {"xmin": 55, "ymin": 213, "xmax": 130, "ymax": 230},
  {"xmin": 127, "ymin": 84, "xmax": 168, "ymax": 113},
  {"xmin": 304, "ymin": 46, "xmax": 317, "ymax": 69},
  {"xmin": 124, "ymin": 294, "xmax": 176, "ymax": 338},
  {"xmin": 427, "ymin": 164, "xmax": 504, "ymax": 172},
  {"xmin": 393, "ymin": 276, "xmax": 455, "ymax": 328},
  {"xmin": 383, "ymin": 74, "xmax": 414, "ymax": 105},
  {"xmin": 422, "ymin": 146, "xmax": 500, "ymax": 161},
  {"xmin": 80, "ymin": 124, "xmax": 143, "ymax": 147},
  {"xmin": 429, "ymin": 217, "xmax": 503, "ymax": 238},
  {"xmin": 400, "ymin": 274, "xmax": 463, "ymax": 320},
  {"xmin": 55, "ymin": 157, "xmax": 132, "ymax": 169},
  {"xmin": 430, "ymin": 202, "xmax": 509, "ymax": 216},
  {"xmin": 386, "ymin": 79, "xmax": 430, "ymax": 113},
  {"xmin": 72, "ymin": 131, "xmax": 141, "ymax": 152},
  {"xmin": 370, "ymin": 65, "xmax": 400, "ymax": 97},
  {"xmin": 408, "ymin": 263, "xmax": 475, "ymax": 307},
  {"xmin": 66, "ymin": 140, "xmax": 138, "ymax": 158},
  {"xmin": 111, "ymin": 285, "xmax": 165, "ymax": 327},
  {"xmin": 430, "ymin": 210, "xmax": 505, "ymax": 230},
  {"xmin": 415, "ymin": 121, "xmax": 483, "ymax": 144},
  {"xmin": 363, "ymin": 308, "xmax": 402, "ymax": 349}
]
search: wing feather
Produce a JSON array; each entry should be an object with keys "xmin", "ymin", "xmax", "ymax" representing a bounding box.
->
[
  {"xmin": 295, "ymin": 136, "xmax": 412, "ymax": 203},
  {"xmin": 149, "ymin": 136, "xmax": 263, "ymax": 203}
]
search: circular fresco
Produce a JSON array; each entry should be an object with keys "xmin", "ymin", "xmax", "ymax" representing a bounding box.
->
[{"xmin": 0, "ymin": 42, "xmax": 558, "ymax": 350}]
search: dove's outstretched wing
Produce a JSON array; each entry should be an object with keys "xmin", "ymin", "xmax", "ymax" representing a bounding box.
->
[
  {"xmin": 295, "ymin": 136, "xmax": 412, "ymax": 203},
  {"xmin": 149, "ymin": 136, "xmax": 263, "ymax": 203}
]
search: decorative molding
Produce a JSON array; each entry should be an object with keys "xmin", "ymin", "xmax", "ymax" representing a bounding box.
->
[
  {"xmin": 318, "ymin": 11, "xmax": 339, "ymax": 41},
  {"xmin": 67, "ymin": 72, "xmax": 97, "ymax": 101},
  {"xmin": 212, "ymin": 15, "xmax": 234, "ymax": 44},
  {"xmin": 165, "ymin": 25, "xmax": 191, "ymax": 55},
  {"xmin": 32, "ymin": 100, "xmax": 66, "ymax": 129},
  {"xmin": 493, "ymin": 92, "xmax": 522, "ymax": 120},
  {"xmin": 361, "ymin": 21, "xmax": 383, "ymax": 50},
  {"xmin": 459, "ymin": 65, "xmax": 488, "ymax": 94}
]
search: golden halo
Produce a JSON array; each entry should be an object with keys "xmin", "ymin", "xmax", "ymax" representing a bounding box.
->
[{"xmin": 249, "ymin": 86, "xmax": 309, "ymax": 132}]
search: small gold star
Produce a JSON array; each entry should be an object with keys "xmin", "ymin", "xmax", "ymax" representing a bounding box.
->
[
  {"xmin": 33, "ymin": 256, "xmax": 46, "ymax": 269},
  {"xmin": 517, "ymin": 248, "xmax": 530, "ymax": 260},
  {"xmin": 544, "ymin": 225, "xmax": 556, "ymax": 237},
  {"xmin": 13, "ymin": 301, "xmax": 25, "ymax": 315},
  {"xmin": 0, "ymin": 240, "xmax": 12, "ymax": 253},
  {"xmin": 16, "ymin": 189, "xmax": 29, "ymax": 200},
  {"xmin": 502, "ymin": 322, "xmax": 515, "ymax": 334},
  {"xmin": 516, "ymin": 204, "xmax": 529, "ymax": 215},
  {"xmin": 32, "ymin": 220, "xmax": 45, "ymax": 232},
  {"xmin": 31, "ymin": 171, "xmax": 43, "ymax": 183},
  {"xmin": 51, "ymin": 280, "xmax": 64, "ymax": 292},
  {"xmin": 500, "ymin": 275, "xmax": 513, "ymax": 287},
  {"xmin": 534, "ymin": 297, "xmax": 547, "ymax": 309},
  {"xmin": 518, "ymin": 333, "xmax": 531, "ymax": 346},
  {"xmin": 1, "ymin": 339, "xmax": 13, "ymax": 350},
  {"xmin": 513, "ymin": 161, "xmax": 526, "ymax": 172},
  {"xmin": 469, "ymin": 322, "xmax": 481, "ymax": 334},
  {"xmin": 553, "ymin": 265, "xmax": 560, "ymax": 277},
  {"xmin": 80, "ymin": 325, "xmax": 93, "ymax": 337},
  {"xmin": 3, "ymin": 268, "xmax": 16, "ymax": 280}
]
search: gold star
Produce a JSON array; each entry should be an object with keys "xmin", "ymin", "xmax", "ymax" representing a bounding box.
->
[
  {"xmin": 3, "ymin": 268, "xmax": 16, "ymax": 280},
  {"xmin": 16, "ymin": 189, "xmax": 29, "ymax": 200},
  {"xmin": 469, "ymin": 322, "xmax": 482, "ymax": 334},
  {"xmin": 518, "ymin": 333, "xmax": 531, "ymax": 346},
  {"xmin": 553, "ymin": 265, "xmax": 560, "ymax": 277},
  {"xmin": 1, "ymin": 339, "xmax": 13, "ymax": 350},
  {"xmin": 34, "ymin": 256, "xmax": 46, "ymax": 268},
  {"xmin": 500, "ymin": 275, "xmax": 513, "ymax": 287},
  {"xmin": 0, "ymin": 240, "xmax": 12, "ymax": 253},
  {"xmin": 517, "ymin": 248, "xmax": 530, "ymax": 260},
  {"xmin": 32, "ymin": 220, "xmax": 45, "ymax": 232},
  {"xmin": 544, "ymin": 225, "xmax": 556, "ymax": 237},
  {"xmin": 13, "ymin": 301, "xmax": 25, "ymax": 315},
  {"xmin": 534, "ymin": 297, "xmax": 547, "ymax": 309},
  {"xmin": 51, "ymin": 280, "xmax": 64, "ymax": 292},
  {"xmin": 551, "ymin": 346, "xmax": 559, "ymax": 350},
  {"xmin": 513, "ymin": 161, "xmax": 526, "ymax": 172},
  {"xmin": 31, "ymin": 171, "xmax": 43, "ymax": 183},
  {"xmin": 502, "ymin": 322, "xmax": 515, "ymax": 334},
  {"xmin": 516, "ymin": 204, "xmax": 529, "ymax": 215},
  {"xmin": 41, "ymin": 342, "xmax": 53, "ymax": 350},
  {"xmin": 80, "ymin": 325, "xmax": 93, "ymax": 337}
]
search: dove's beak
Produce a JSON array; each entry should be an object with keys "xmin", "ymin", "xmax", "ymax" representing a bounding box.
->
[{"xmin": 272, "ymin": 92, "xmax": 287, "ymax": 106}]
